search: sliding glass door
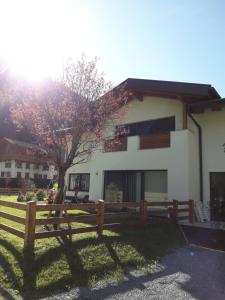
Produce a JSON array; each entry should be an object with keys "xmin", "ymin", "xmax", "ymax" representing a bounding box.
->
[
  {"xmin": 104, "ymin": 170, "xmax": 167, "ymax": 203},
  {"xmin": 104, "ymin": 171, "xmax": 142, "ymax": 202},
  {"xmin": 144, "ymin": 170, "xmax": 167, "ymax": 201}
]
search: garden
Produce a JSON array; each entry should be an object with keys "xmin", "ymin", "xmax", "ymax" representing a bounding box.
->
[{"xmin": 0, "ymin": 195, "xmax": 185, "ymax": 299}]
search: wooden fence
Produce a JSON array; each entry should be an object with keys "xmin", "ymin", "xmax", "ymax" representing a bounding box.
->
[
  {"xmin": 0, "ymin": 188, "xmax": 38, "ymax": 195},
  {"xmin": 0, "ymin": 199, "xmax": 194, "ymax": 251}
]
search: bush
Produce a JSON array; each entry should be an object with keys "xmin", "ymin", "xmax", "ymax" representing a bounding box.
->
[
  {"xmin": 17, "ymin": 192, "xmax": 25, "ymax": 202},
  {"xmin": 25, "ymin": 191, "xmax": 36, "ymax": 202},
  {"xmin": 36, "ymin": 189, "xmax": 47, "ymax": 201}
]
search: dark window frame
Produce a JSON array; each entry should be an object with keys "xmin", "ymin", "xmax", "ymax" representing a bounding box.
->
[
  {"xmin": 116, "ymin": 116, "xmax": 175, "ymax": 137},
  {"xmin": 68, "ymin": 173, "xmax": 90, "ymax": 192},
  {"xmin": 5, "ymin": 161, "xmax": 12, "ymax": 168},
  {"xmin": 16, "ymin": 161, "xmax": 22, "ymax": 169}
]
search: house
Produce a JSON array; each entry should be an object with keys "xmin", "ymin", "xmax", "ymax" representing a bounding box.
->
[
  {"xmin": 0, "ymin": 138, "xmax": 56, "ymax": 187},
  {"xmin": 66, "ymin": 78, "xmax": 225, "ymax": 222}
]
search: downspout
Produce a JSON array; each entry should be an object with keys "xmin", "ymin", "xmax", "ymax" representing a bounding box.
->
[{"xmin": 187, "ymin": 106, "xmax": 203, "ymax": 202}]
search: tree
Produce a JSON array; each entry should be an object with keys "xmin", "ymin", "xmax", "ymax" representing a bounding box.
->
[
  {"xmin": 12, "ymin": 56, "xmax": 128, "ymax": 203},
  {"xmin": 0, "ymin": 69, "xmax": 35, "ymax": 141}
]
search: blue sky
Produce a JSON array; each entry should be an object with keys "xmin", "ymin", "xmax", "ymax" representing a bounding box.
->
[
  {"xmin": 75, "ymin": 0, "xmax": 225, "ymax": 96},
  {"xmin": 1, "ymin": 0, "xmax": 224, "ymax": 96}
]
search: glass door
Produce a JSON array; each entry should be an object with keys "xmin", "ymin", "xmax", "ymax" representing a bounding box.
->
[{"xmin": 210, "ymin": 173, "xmax": 225, "ymax": 221}]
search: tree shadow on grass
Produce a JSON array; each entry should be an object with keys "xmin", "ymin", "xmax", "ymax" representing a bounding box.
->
[{"xmin": 0, "ymin": 224, "xmax": 185, "ymax": 299}]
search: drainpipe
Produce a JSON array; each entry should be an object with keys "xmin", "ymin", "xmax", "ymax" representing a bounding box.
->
[{"xmin": 187, "ymin": 106, "xmax": 203, "ymax": 202}]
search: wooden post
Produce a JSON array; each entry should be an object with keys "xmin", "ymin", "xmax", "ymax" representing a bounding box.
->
[
  {"xmin": 172, "ymin": 200, "xmax": 178, "ymax": 223},
  {"xmin": 168, "ymin": 207, "xmax": 173, "ymax": 220},
  {"xmin": 97, "ymin": 200, "xmax": 104, "ymax": 236},
  {"xmin": 140, "ymin": 200, "xmax": 147, "ymax": 225},
  {"xmin": 188, "ymin": 199, "xmax": 194, "ymax": 224},
  {"xmin": 24, "ymin": 201, "xmax": 36, "ymax": 251}
]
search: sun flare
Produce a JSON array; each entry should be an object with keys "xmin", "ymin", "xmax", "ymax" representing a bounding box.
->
[{"xmin": 0, "ymin": 0, "xmax": 88, "ymax": 80}]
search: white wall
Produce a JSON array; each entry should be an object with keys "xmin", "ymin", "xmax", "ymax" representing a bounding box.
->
[
  {"xmin": 195, "ymin": 109, "xmax": 225, "ymax": 217},
  {"xmin": 66, "ymin": 97, "xmax": 225, "ymax": 222},
  {"xmin": 67, "ymin": 96, "xmax": 193, "ymax": 202},
  {"xmin": 0, "ymin": 161, "xmax": 55, "ymax": 180},
  {"xmin": 119, "ymin": 96, "xmax": 183, "ymax": 130}
]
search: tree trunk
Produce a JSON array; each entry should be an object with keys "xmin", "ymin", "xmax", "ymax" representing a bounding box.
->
[
  {"xmin": 53, "ymin": 169, "xmax": 66, "ymax": 229},
  {"xmin": 54, "ymin": 170, "xmax": 65, "ymax": 204}
]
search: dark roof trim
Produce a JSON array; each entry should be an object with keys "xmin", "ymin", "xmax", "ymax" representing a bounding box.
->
[
  {"xmin": 118, "ymin": 78, "xmax": 221, "ymax": 101},
  {"xmin": 188, "ymin": 98, "xmax": 225, "ymax": 113}
]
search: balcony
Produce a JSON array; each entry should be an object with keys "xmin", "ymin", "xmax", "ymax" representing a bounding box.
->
[{"xmin": 139, "ymin": 132, "xmax": 170, "ymax": 150}]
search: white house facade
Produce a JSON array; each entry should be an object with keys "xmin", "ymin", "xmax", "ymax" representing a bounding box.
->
[{"xmin": 66, "ymin": 79, "xmax": 225, "ymax": 222}]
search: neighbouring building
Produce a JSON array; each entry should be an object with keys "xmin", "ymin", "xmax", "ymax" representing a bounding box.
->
[
  {"xmin": 66, "ymin": 78, "xmax": 225, "ymax": 222},
  {"xmin": 0, "ymin": 138, "xmax": 56, "ymax": 188}
]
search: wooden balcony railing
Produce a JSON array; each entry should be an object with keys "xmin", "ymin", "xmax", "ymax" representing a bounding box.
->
[{"xmin": 140, "ymin": 132, "xmax": 170, "ymax": 150}]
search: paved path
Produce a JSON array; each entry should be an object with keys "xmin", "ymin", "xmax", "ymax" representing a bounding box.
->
[
  {"xmin": 182, "ymin": 225, "xmax": 225, "ymax": 251},
  {"xmin": 46, "ymin": 246, "xmax": 225, "ymax": 300}
]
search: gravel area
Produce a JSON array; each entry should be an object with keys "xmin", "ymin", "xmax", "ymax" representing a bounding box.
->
[{"xmin": 44, "ymin": 245, "xmax": 225, "ymax": 300}]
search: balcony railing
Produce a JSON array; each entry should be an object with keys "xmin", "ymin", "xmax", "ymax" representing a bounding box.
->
[{"xmin": 139, "ymin": 132, "xmax": 170, "ymax": 150}]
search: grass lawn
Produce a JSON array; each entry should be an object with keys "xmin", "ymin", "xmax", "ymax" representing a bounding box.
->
[{"xmin": 0, "ymin": 196, "xmax": 185, "ymax": 299}]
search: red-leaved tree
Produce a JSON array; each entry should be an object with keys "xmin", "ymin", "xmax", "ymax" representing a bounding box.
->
[{"xmin": 12, "ymin": 56, "xmax": 128, "ymax": 203}]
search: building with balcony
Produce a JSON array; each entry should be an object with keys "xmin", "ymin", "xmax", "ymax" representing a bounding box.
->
[
  {"xmin": 66, "ymin": 78, "xmax": 225, "ymax": 222},
  {"xmin": 0, "ymin": 138, "xmax": 56, "ymax": 187}
]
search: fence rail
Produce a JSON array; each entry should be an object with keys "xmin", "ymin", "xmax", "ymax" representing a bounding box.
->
[
  {"xmin": 0, "ymin": 199, "xmax": 194, "ymax": 250},
  {"xmin": 0, "ymin": 188, "xmax": 38, "ymax": 195}
]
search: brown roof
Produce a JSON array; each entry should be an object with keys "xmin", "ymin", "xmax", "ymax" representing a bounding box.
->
[
  {"xmin": 0, "ymin": 138, "xmax": 50, "ymax": 164},
  {"xmin": 3, "ymin": 138, "xmax": 47, "ymax": 154},
  {"xmin": 119, "ymin": 78, "xmax": 221, "ymax": 102}
]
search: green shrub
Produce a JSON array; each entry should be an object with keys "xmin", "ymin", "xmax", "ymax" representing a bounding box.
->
[
  {"xmin": 36, "ymin": 189, "xmax": 47, "ymax": 201},
  {"xmin": 17, "ymin": 192, "xmax": 25, "ymax": 202},
  {"xmin": 25, "ymin": 191, "xmax": 36, "ymax": 202}
]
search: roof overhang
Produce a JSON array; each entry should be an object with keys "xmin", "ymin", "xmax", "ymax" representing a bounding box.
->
[
  {"xmin": 117, "ymin": 78, "xmax": 221, "ymax": 104},
  {"xmin": 188, "ymin": 98, "xmax": 225, "ymax": 113}
]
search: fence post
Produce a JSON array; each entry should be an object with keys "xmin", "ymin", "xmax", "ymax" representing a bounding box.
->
[
  {"xmin": 172, "ymin": 200, "xmax": 178, "ymax": 223},
  {"xmin": 188, "ymin": 199, "xmax": 194, "ymax": 224},
  {"xmin": 97, "ymin": 200, "xmax": 105, "ymax": 236},
  {"xmin": 168, "ymin": 207, "xmax": 173, "ymax": 220},
  {"xmin": 140, "ymin": 200, "xmax": 147, "ymax": 225},
  {"xmin": 24, "ymin": 201, "xmax": 36, "ymax": 251}
]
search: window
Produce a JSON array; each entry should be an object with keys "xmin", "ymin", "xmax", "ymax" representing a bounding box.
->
[
  {"xmin": 17, "ymin": 172, "xmax": 22, "ymax": 178},
  {"xmin": 116, "ymin": 116, "xmax": 175, "ymax": 137},
  {"xmin": 104, "ymin": 172, "xmax": 123, "ymax": 202},
  {"xmin": 5, "ymin": 161, "xmax": 11, "ymax": 168},
  {"xmin": 6, "ymin": 172, "xmax": 11, "ymax": 178},
  {"xmin": 1, "ymin": 172, "xmax": 4, "ymax": 177},
  {"xmin": 43, "ymin": 164, "xmax": 49, "ymax": 171},
  {"xmin": 25, "ymin": 172, "xmax": 29, "ymax": 179},
  {"xmin": 26, "ymin": 163, "xmax": 30, "ymax": 169},
  {"xmin": 16, "ymin": 161, "xmax": 22, "ymax": 168},
  {"xmin": 35, "ymin": 164, "xmax": 39, "ymax": 170},
  {"xmin": 39, "ymin": 174, "xmax": 42, "ymax": 179},
  {"xmin": 69, "ymin": 174, "xmax": 90, "ymax": 192},
  {"xmin": 144, "ymin": 170, "xmax": 167, "ymax": 201},
  {"xmin": 34, "ymin": 174, "xmax": 38, "ymax": 179},
  {"xmin": 43, "ymin": 174, "xmax": 47, "ymax": 179}
]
